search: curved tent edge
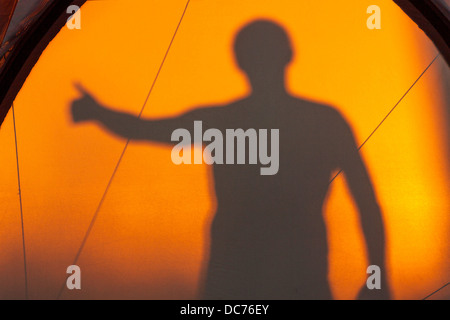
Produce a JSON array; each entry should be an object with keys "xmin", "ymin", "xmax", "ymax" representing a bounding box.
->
[
  {"xmin": 0, "ymin": 0, "xmax": 87, "ymax": 127},
  {"xmin": 393, "ymin": 0, "xmax": 450, "ymax": 64},
  {"xmin": 0, "ymin": 0, "xmax": 19, "ymax": 46}
]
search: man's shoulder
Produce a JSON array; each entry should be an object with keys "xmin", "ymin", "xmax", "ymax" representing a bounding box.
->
[{"xmin": 287, "ymin": 97, "xmax": 347, "ymax": 124}]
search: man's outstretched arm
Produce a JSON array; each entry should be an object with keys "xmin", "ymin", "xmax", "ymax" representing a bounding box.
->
[{"xmin": 70, "ymin": 84, "xmax": 206, "ymax": 144}]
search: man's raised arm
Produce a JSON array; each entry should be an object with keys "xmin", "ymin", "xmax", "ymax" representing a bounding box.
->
[{"xmin": 70, "ymin": 84, "xmax": 206, "ymax": 144}]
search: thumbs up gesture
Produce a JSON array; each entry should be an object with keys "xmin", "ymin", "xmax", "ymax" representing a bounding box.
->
[{"xmin": 71, "ymin": 83, "xmax": 102, "ymax": 123}]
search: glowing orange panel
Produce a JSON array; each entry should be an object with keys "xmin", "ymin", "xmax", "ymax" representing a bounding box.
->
[{"xmin": 0, "ymin": 0, "xmax": 448, "ymax": 299}]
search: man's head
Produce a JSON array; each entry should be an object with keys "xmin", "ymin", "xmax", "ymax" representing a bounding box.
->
[{"xmin": 234, "ymin": 20, "xmax": 293, "ymax": 83}]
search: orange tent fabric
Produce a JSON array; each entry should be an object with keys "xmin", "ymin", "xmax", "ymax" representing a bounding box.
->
[{"xmin": 0, "ymin": 0, "xmax": 448, "ymax": 300}]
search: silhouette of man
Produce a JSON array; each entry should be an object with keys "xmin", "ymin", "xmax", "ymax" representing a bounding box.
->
[{"xmin": 71, "ymin": 20, "xmax": 389, "ymax": 299}]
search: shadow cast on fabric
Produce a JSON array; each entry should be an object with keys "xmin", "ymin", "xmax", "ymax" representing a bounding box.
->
[{"xmin": 70, "ymin": 19, "xmax": 389, "ymax": 300}]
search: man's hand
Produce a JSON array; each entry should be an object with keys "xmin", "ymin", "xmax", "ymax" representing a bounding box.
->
[
  {"xmin": 71, "ymin": 83, "xmax": 102, "ymax": 123},
  {"xmin": 357, "ymin": 281, "xmax": 391, "ymax": 300}
]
